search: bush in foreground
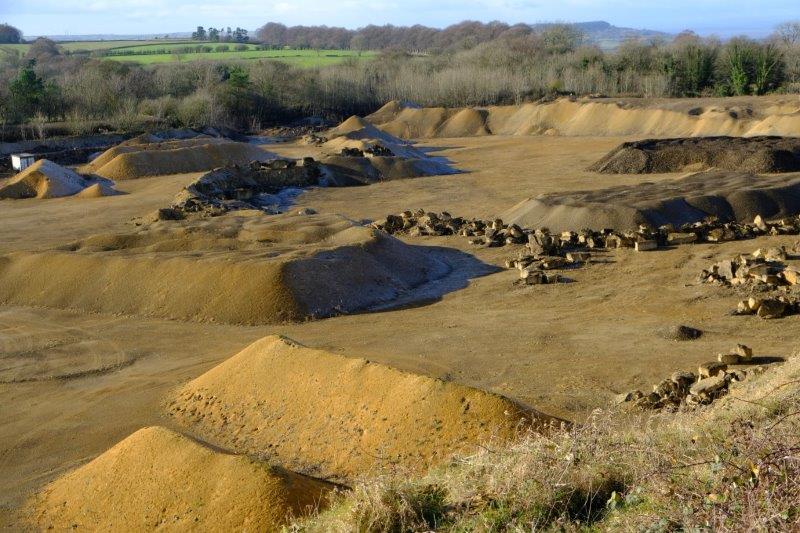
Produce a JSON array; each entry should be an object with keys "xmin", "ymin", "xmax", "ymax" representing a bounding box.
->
[{"xmin": 294, "ymin": 356, "xmax": 800, "ymax": 531}]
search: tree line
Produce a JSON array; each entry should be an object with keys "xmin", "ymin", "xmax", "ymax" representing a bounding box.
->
[
  {"xmin": 191, "ymin": 26, "xmax": 249, "ymax": 43},
  {"xmin": 1, "ymin": 22, "xmax": 799, "ymax": 138},
  {"xmin": 255, "ymin": 21, "xmax": 587, "ymax": 53}
]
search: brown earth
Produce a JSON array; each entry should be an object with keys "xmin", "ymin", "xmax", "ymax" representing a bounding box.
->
[
  {"xmin": 27, "ymin": 426, "xmax": 332, "ymax": 531},
  {"xmin": 3, "ymin": 97, "xmax": 800, "ymax": 528},
  {"xmin": 590, "ymin": 136, "xmax": 800, "ymax": 174},
  {"xmin": 168, "ymin": 335, "xmax": 547, "ymax": 483}
]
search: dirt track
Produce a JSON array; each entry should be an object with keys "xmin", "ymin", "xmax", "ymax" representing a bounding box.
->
[{"xmin": 2, "ymin": 131, "xmax": 800, "ymax": 525}]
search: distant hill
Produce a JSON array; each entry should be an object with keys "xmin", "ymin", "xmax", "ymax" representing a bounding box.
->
[
  {"xmin": 23, "ymin": 32, "xmax": 193, "ymax": 42},
  {"xmin": 536, "ymin": 21, "xmax": 673, "ymax": 50}
]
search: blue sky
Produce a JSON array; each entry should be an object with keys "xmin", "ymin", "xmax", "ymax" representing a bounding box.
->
[{"xmin": 1, "ymin": 0, "xmax": 797, "ymax": 38}]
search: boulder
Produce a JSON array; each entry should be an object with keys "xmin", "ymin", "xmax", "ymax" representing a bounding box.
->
[
  {"xmin": 757, "ymin": 299, "xmax": 787, "ymax": 319},
  {"xmin": 782, "ymin": 268, "xmax": 799, "ymax": 285},
  {"xmin": 614, "ymin": 390, "xmax": 643, "ymax": 404},
  {"xmin": 667, "ymin": 232, "xmax": 698, "ymax": 245},
  {"xmin": 689, "ymin": 375, "xmax": 727, "ymax": 397},
  {"xmin": 717, "ymin": 353, "xmax": 740, "ymax": 365},
  {"xmin": 734, "ymin": 344, "xmax": 753, "ymax": 361},
  {"xmin": 698, "ymin": 361, "xmax": 727, "ymax": 378},
  {"xmin": 635, "ymin": 239, "xmax": 657, "ymax": 252},
  {"xmin": 713, "ymin": 260, "xmax": 736, "ymax": 280}
]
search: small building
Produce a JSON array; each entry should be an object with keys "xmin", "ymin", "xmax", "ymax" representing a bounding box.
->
[{"xmin": 11, "ymin": 153, "xmax": 36, "ymax": 172}]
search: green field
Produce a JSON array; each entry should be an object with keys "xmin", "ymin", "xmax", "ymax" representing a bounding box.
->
[
  {"xmin": 0, "ymin": 39, "xmax": 195, "ymax": 53},
  {"xmin": 108, "ymin": 49, "xmax": 374, "ymax": 66},
  {"xmin": 0, "ymin": 40, "xmax": 374, "ymax": 67},
  {"xmin": 110, "ymin": 42, "xmax": 260, "ymax": 53}
]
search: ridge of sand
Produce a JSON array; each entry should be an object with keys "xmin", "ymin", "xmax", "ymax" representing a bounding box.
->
[
  {"xmin": 589, "ymin": 136, "xmax": 800, "ymax": 174},
  {"xmin": 167, "ymin": 335, "xmax": 551, "ymax": 482},
  {"xmin": 0, "ymin": 213, "xmax": 454, "ymax": 325},
  {"xmin": 83, "ymin": 139, "xmax": 272, "ymax": 180},
  {"xmin": 82, "ymin": 137, "xmax": 225, "ymax": 173},
  {"xmin": 502, "ymin": 169, "xmax": 800, "ymax": 231},
  {"xmin": 0, "ymin": 160, "xmax": 88, "ymax": 199},
  {"xmin": 28, "ymin": 426, "xmax": 332, "ymax": 531},
  {"xmin": 366, "ymin": 97, "xmax": 800, "ymax": 139}
]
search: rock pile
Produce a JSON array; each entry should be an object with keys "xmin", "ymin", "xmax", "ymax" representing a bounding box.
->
[
  {"xmin": 340, "ymin": 144, "xmax": 395, "ymax": 158},
  {"xmin": 171, "ymin": 158, "xmax": 322, "ymax": 216},
  {"xmin": 375, "ymin": 211, "xmax": 800, "ymax": 251},
  {"xmin": 616, "ymin": 345, "xmax": 766, "ymax": 410},
  {"xmin": 699, "ymin": 245, "xmax": 800, "ymax": 319}
]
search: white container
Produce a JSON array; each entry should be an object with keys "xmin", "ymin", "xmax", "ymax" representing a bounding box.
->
[{"xmin": 11, "ymin": 153, "xmax": 36, "ymax": 171}]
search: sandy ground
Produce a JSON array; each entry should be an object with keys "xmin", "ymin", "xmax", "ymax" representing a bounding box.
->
[{"xmin": 2, "ymin": 134, "xmax": 799, "ymax": 524}]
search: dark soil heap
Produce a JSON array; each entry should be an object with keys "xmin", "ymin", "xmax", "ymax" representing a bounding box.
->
[{"xmin": 589, "ymin": 136, "xmax": 800, "ymax": 174}]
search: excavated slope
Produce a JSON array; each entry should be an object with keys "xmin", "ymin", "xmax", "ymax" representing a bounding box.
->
[
  {"xmin": 0, "ymin": 213, "xmax": 451, "ymax": 325},
  {"xmin": 366, "ymin": 98, "xmax": 800, "ymax": 139},
  {"xmin": 168, "ymin": 336, "xmax": 550, "ymax": 483},
  {"xmin": 28, "ymin": 426, "xmax": 332, "ymax": 531},
  {"xmin": 502, "ymin": 170, "xmax": 800, "ymax": 231}
]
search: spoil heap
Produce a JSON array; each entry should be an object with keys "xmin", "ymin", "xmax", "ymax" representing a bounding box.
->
[
  {"xmin": 500, "ymin": 170, "xmax": 800, "ymax": 231},
  {"xmin": 366, "ymin": 97, "xmax": 800, "ymax": 139},
  {"xmin": 0, "ymin": 213, "xmax": 455, "ymax": 325},
  {"xmin": 172, "ymin": 158, "xmax": 323, "ymax": 216},
  {"xmin": 29, "ymin": 426, "xmax": 332, "ymax": 530},
  {"xmin": 0, "ymin": 159, "xmax": 118, "ymax": 199},
  {"xmin": 318, "ymin": 116, "xmax": 458, "ymax": 183},
  {"xmin": 82, "ymin": 138, "xmax": 272, "ymax": 180},
  {"xmin": 167, "ymin": 335, "xmax": 552, "ymax": 483},
  {"xmin": 590, "ymin": 136, "xmax": 800, "ymax": 174}
]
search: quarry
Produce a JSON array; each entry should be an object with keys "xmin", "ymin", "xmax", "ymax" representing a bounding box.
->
[{"xmin": 2, "ymin": 94, "xmax": 800, "ymax": 530}]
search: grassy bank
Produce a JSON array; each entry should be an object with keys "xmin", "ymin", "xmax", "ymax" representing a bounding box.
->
[{"xmin": 294, "ymin": 356, "xmax": 800, "ymax": 531}]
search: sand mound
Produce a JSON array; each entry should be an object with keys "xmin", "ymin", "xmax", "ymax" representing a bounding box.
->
[
  {"xmin": 29, "ymin": 426, "xmax": 331, "ymax": 530},
  {"xmin": 377, "ymin": 107, "xmax": 454, "ymax": 139},
  {"xmin": 437, "ymin": 108, "xmax": 492, "ymax": 137},
  {"xmin": 0, "ymin": 160, "xmax": 87, "ymax": 199},
  {"xmin": 82, "ymin": 139, "xmax": 271, "ymax": 180},
  {"xmin": 120, "ymin": 129, "xmax": 209, "ymax": 147},
  {"xmin": 73, "ymin": 181, "xmax": 120, "ymax": 198},
  {"xmin": 326, "ymin": 115, "xmax": 403, "ymax": 146},
  {"xmin": 320, "ymin": 117, "xmax": 458, "ymax": 182},
  {"xmin": 0, "ymin": 213, "xmax": 455, "ymax": 325},
  {"xmin": 168, "ymin": 336, "xmax": 550, "ymax": 482},
  {"xmin": 590, "ymin": 136, "xmax": 800, "ymax": 174},
  {"xmin": 502, "ymin": 170, "xmax": 800, "ymax": 231},
  {"xmin": 82, "ymin": 137, "xmax": 226, "ymax": 173},
  {"xmin": 366, "ymin": 100, "xmax": 422, "ymax": 124},
  {"xmin": 321, "ymin": 153, "xmax": 456, "ymax": 184},
  {"xmin": 366, "ymin": 97, "xmax": 800, "ymax": 139}
]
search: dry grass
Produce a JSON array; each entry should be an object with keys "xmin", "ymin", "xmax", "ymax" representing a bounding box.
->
[{"xmin": 293, "ymin": 356, "xmax": 800, "ymax": 532}]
